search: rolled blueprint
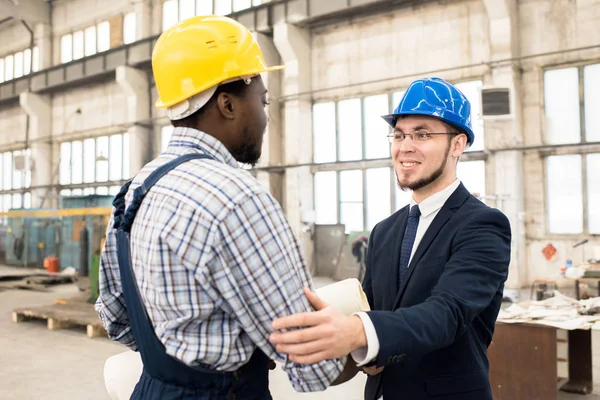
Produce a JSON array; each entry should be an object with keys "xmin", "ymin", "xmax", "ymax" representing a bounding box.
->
[{"xmin": 315, "ymin": 278, "xmax": 371, "ymax": 316}]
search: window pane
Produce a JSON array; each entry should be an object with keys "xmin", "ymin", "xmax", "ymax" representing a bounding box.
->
[
  {"xmin": 97, "ymin": 21, "xmax": 110, "ymax": 52},
  {"xmin": 23, "ymin": 49, "xmax": 31, "ymax": 75},
  {"xmin": 60, "ymin": 142, "xmax": 72, "ymax": 185},
  {"xmin": 233, "ymin": 0, "xmax": 252, "ymax": 11},
  {"xmin": 364, "ymin": 94, "xmax": 390, "ymax": 159},
  {"xmin": 340, "ymin": 170, "xmax": 363, "ymax": 233},
  {"xmin": 455, "ymin": 81, "xmax": 484, "ymax": 152},
  {"xmin": 109, "ymin": 186, "xmax": 121, "ymax": 195},
  {"xmin": 584, "ymin": 64, "xmax": 600, "ymax": 142},
  {"xmin": 3, "ymin": 152, "xmax": 11, "ymax": 190},
  {"xmin": 3, "ymin": 194, "xmax": 10, "ymax": 212},
  {"xmin": 547, "ymin": 155, "xmax": 583, "ymax": 234},
  {"xmin": 24, "ymin": 149, "xmax": 31, "ymax": 188},
  {"xmin": 338, "ymin": 98, "xmax": 362, "ymax": 161},
  {"xmin": 61, "ymin": 34, "xmax": 73, "ymax": 63},
  {"xmin": 392, "ymin": 91, "xmax": 405, "ymax": 111},
  {"xmin": 215, "ymin": 0, "xmax": 232, "ymax": 15},
  {"xmin": 32, "ymin": 46, "xmax": 39, "ymax": 72},
  {"xmin": 96, "ymin": 136, "xmax": 109, "ymax": 181},
  {"xmin": 60, "ymin": 189, "xmax": 72, "ymax": 197},
  {"xmin": 588, "ymin": 154, "xmax": 600, "ymax": 234},
  {"xmin": 0, "ymin": 58, "xmax": 4, "ymax": 83},
  {"xmin": 109, "ymin": 134, "xmax": 123, "ymax": 181},
  {"xmin": 73, "ymin": 30, "xmax": 84, "ymax": 60},
  {"xmin": 544, "ymin": 68, "xmax": 580, "ymax": 144},
  {"xmin": 314, "ymin": 171, "xmax": 337, "ymax": 224},
  {"xmin": 196, "ymin": 0, "xmax": 213, "ymax": 14},
  {"xmin": 123, "ymin": 12, "xmax": 136, "ymax": 44},
  {"xmin": 72, "ymin": 188, "xmax": 83, "ymax": 196},
  {"xmin": 123, "ymin": 133, "xmax": 130, "ymax": 178},
  {"xmin": 12, "ymin": 151, "xmax": 22, "ymax": 189},
  {"xmin": 395, "ymin": 185, "xmax": 412, "ymax": 211},
  {"xmin": 180, "ymin": 0, "xmax": 195, "ymax": 18},
  {"xmin": 313, "ymin": 102, "xmax": 336, "ymax": 163},
  {"xmin": 83, "ymin": 187, "xmax": 95, "ymax": 195},
  {"xmin": 71, "ymin": 141, "xmax": 83, "ymax": 184},
  {"xmin": 96, "ymin": 186, "xmax": 109, "ymax": 195},
  {"xmin": 5, "ymin": 55, "xmax": 13, "ymax": 80},
  {"xmin": 84, "ymin": 26, "xmax": 97, "ymax": 56},
  {"xmin": 366, "ymin": 168, "xmax": 391, "ymax": 230},
  {"xmin": 83, "ymin": 138, "xmax": 95, "ymax": 183},
  {"xmin": 457, "ymin": 160, "xmax": 486, "ymax": 197},
  {"xmin": 252, "ymin": 0, "xmax": 261, "ymax": 5},
  {"xmin": 162, "ymin": 0, "xmax": 179, "ymax": 30},
  {"xmin": 14, "ymin": 51, "xmax": 23, "ymax": 78},
  {"xmin": 12, "ymin": 194, "xmax": 22, "ymax": 209},
  {"xmin": 161, "ymin": 125, "xmax": 173, "ymax": 152},
  {"xmin": 23, "ymin": 192, "xmax": 31, "ymax": 209}
]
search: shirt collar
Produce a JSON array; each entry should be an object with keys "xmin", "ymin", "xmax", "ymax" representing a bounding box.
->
[
  {"xmin": 165, "ymin": 127, "xmax": 239, "ymax": 169},
  {"xmin": 410, "ymin": 179, "xmax": 461, "ymax": 218}
]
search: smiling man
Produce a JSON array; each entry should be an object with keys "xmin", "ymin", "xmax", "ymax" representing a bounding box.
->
[{"xmin": 269, "ymin": 77, "xmax": 512, "ymax": 400}]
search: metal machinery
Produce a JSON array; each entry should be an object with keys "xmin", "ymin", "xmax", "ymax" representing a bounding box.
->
[{"xmin": 0, "ymin": 195, "xmax": 113, "ymax": 302}]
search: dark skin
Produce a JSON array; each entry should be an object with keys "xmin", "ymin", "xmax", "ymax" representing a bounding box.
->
[{"xmin": 173, "ymin": 75, "xmax": 269, "ymax": 166}]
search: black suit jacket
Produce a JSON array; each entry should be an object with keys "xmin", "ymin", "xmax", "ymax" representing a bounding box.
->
[{"xmin": 361, "ymin": 183, "xmax": 511, "ymax": 400}]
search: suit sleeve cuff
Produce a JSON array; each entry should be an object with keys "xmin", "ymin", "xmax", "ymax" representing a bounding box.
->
[{"xmin": 350, "ymin": 312, "xmax": 379, "ymax": 367}]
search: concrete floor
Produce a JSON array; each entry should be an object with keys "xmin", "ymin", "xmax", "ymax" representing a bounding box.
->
[{"xmin": 0, "ymin": 271, "xmax": 599, "ymax": 400}]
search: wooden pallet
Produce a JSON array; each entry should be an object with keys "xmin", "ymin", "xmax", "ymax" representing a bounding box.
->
[{"xmin": 12, "ymin": 298, "xmax": 107, "ymax": 338}]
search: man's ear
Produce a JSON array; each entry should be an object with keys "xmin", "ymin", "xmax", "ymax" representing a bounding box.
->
[
  {"xmin": 216, "ymin": 93, "xmax": 235, "ymax": 120},
  {"xmin": 452, "ymin": 133, "xmax": 468, "ymax": 157}
]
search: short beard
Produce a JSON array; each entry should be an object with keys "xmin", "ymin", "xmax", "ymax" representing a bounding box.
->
[
  {"xmin": 233, "ymin": 127, "xmax": 261, "ymax": 167},
  {"xmin": 397, "ymin": 141, "xmax": 451, "ymax": 192}
]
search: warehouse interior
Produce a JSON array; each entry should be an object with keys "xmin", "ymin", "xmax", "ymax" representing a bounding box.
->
[{"xmin": 1, "ymin": 0, "xmax": 600, "ymax": 399}]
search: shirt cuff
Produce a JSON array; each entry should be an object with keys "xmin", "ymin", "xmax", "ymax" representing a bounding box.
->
[{"xmin": 350, "ymin": 312, "xmax": 379, "ymax": 367}]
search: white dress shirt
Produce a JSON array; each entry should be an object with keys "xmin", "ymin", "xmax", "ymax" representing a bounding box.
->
[{"xmin": 351, "ymin": 179, "xmax": 462, "ymax": 367}]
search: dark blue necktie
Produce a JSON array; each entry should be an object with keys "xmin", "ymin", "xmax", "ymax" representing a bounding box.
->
[{"xmin": 399, "ymin": 205, "xmax": 421, "ymax": 286}]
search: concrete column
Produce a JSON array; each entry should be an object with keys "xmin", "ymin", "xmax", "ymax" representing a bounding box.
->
[
  {"xmin": 254, "ymin": 32, "xmax": 284, "ymax": 204},
  {"xmin": 273, "ymin": 22, "xmax": 314, "ymax": 268},
  {"xmin": 135, "ymin": 0, "xmax": 153, "ymax": 40},
  {"xmin": 483, "ymin": 0, "xmax": 527, "ymax": 289},
  {"xmin": 34, "ymin": 23, "xmax": 52, "ymax": 70},
  {"xmin": 19, "ymin": 92, "xmax": 51, "ymax": 208},
  {"xmin": 116, "ymin": 66, "xmax": 151, "ymax": 177}
]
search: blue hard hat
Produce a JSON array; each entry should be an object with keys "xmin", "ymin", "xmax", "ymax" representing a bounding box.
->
[{"xmin": 382, "ymin": 77, "xmax": 475, "ymax": 146}]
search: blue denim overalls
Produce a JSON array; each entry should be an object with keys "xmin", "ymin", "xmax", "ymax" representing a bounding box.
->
[{"xmin": 112, "ymin": 152, "xmax": 272, "ymax": 400}]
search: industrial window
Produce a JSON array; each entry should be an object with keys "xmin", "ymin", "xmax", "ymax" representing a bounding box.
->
[
  {"xmin": 312, "ymin": 102, "xmax": 336, "ymax": 163},
  {"xmin": 161, "ymin": 125, "xmax": 173, "ymax": 152},
  {"xmin": 13, "ymin": 52, "xmax": 23, "ymax": 78},
  {"xmin": 60, "ymin": 21, "xmax": 110, "ymax": 64},
  {"xmin": 340, "ymin": 170, "xmax": 363, "ymax": 233},
  {"xmin": 59, "ymin": 133, "xmax": 130, "ymax": 189},
  {"xmin": 457, "ymin": 160, "xmax": 486, "ymax": 198},
  {"xmin": 545, "ymin": 153, "xmax": 600, "ymax": 235},
  {"xmin": 162, "ymin": 0, "xmax": 261, "ymax": 30},
  {"xmin": 0, "ymin": 150, "xmax": 32, "ymax": 211},
  {"xmin": 544, "ymin": 64, "xmax": 600, "ymax": 144},
  {"xmin": 365, "ymin": 167, "xmax": 391, "ymax": 230},
  {"xmin": 4, "ymin": 55, "xmax": 13, "ymax": 80},
  {"xmin": 214, "ymin": 0, "xmax": 232, "ymax": 15},
  {"xmin": 123, "ymin": 12, "xmax": 137, "ymax": 44},
  {"xmin": 0, "ymin": 47, "xmax": 38, "ymax": 82}
]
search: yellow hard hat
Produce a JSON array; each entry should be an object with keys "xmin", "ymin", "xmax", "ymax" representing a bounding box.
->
[{"xmin": 152, "ymin": 15, "xmax": 284, "ymax": 110}]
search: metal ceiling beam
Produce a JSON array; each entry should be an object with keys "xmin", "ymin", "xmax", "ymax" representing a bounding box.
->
[{"xmin": 0, "ymin": 0, "xmax": 50, "ymax": 25}]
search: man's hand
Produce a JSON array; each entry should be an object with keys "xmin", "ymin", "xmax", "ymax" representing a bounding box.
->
[
  {"xmin": 269, "ymin": 287, "xmax": 367, "ymax": 364},
  {"xmin": 362, "ymin": 366, "xmax": 384, "ymax": 376}
]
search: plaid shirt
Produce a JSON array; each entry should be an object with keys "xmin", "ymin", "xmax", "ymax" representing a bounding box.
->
[{"xmin": 95, "ymin": 128, "xmax": 344, "ymax": 392}]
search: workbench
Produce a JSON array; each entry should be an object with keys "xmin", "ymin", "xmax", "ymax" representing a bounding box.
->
[{"xmin": 488, "ymin": 322, "xmax": 592, "ymax": 400}]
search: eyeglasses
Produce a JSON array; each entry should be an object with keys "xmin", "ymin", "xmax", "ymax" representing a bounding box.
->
[{"xmin": 386, "ymin": 130, "xmax": 458, "ymax": 144}]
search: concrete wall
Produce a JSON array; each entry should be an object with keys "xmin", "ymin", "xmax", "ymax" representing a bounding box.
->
[{"xmin": 0, "ymin": 107, "xmax": 26, "ymax": 148}]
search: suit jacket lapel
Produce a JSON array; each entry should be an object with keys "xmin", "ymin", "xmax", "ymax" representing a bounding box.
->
[{"xmin": 393, "ymin": 184, "xmax": 471, "ymax": 309}]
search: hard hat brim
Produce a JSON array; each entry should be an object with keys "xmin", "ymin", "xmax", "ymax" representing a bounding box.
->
[{"xmin": 155, "ymin": 65, "xmax": 286, "ymax": 109}]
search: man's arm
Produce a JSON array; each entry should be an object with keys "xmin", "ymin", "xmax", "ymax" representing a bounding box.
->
[
  {"xmin": 367, "ymin": 208, "xmax": 511, "ymax": 365},
  {"xmin": 198, "ymin": 190, "xmax": 345, "ymax": 392},
  {"xmin": 94, "ymin": 214, "xmax": 137, "ymax": 349}
]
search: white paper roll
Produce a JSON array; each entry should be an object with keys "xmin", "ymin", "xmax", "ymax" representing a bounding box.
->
[{"xmin": 315, "ymin": 278, "xmax": 371, "ymax": 316}]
